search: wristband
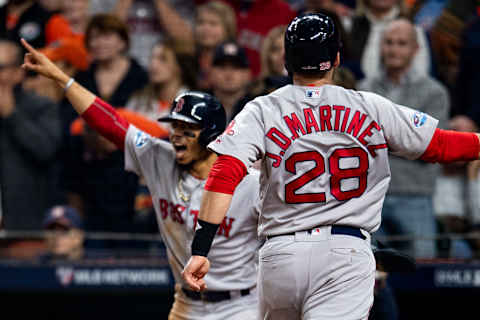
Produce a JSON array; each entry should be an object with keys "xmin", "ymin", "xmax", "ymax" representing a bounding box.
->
[
  {"xmin": 64, "ymin": 77, "xmax": 75, "ymax": 92},
  {"xmin": 191, "ymin": 219, "xmax": 220, "ymax": 257}
]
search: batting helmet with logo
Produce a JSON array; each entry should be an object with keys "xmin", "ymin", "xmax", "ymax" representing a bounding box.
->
[
  {"xmin": 158, "ymin": 91, "xmax": 226, "ymax": 147},
  {"xmin": 284, "ymin": 13, "xmax": 341, "ymax": 75}
]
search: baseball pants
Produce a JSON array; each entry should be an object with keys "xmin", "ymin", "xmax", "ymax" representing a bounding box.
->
[
  {"xmin": 259, "ymin": 226, "xmax": 375, "ymax": 320},
  {"xmin": 168, "ymin": 284, "xmax": 259, "ymax": 320}
]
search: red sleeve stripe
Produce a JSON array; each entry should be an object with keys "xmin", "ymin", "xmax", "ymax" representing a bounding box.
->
[
  {"xmin": 204, "ymin": 155, "xmax": 248, "ymax": 194},
  {"xmin": 81, "ymin": 97, "xmax": 130, "ymax": 150},
  {"xmin": 420, "ymin": 128, "xmax": 479, "ymax": 163}
]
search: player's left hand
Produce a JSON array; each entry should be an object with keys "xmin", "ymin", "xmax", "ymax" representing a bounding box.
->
[{"xmin": 182, "ymin": 255, "xmax": 210, "ymax": 292}]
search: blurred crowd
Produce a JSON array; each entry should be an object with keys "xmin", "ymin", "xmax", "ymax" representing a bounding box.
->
[{"xmin": 1, "ymin": 0, "xmax": 480, "ymax": 264}]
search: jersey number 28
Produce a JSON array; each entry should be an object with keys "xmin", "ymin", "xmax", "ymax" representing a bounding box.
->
[{"xmin": 285, "ymin": 147, "xmax": 368, "ymax": 203}]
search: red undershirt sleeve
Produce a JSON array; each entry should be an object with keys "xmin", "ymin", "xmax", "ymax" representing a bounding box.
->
[
  {"xmin": 420, "ymin": 128, "xmax": 480, "ymax": 163},
  {"xmin": 81, "ymin": 97, "xmax": 130, "ymax": 150},
  {"xmin": 204, "ymin": 155, "xmax": 248, "ymax": 194}
]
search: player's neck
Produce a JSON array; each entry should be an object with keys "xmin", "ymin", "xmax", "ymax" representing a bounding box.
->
[
  {"xmin": 189, "ymin": 152, "xmax": 218, "ymax": 180},
  {"xmin": 293, "ymin": 72, "xmax": 334, "ymax": 87}
]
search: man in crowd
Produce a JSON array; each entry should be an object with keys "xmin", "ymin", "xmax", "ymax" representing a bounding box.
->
[
  {"xmin": 209, "ymin": 41, "xmax": 253, "ymax": 121},
  {"xmin": 359, "ymin": 18, "xmax": 450, "ymax": 258},
  {"xmin": 0, "ymin": 39, "xmax": 61, "ymax": 230}
]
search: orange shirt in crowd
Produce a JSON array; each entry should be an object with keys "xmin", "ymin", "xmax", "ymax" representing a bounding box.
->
[{"xmin": 45, "ymin": 14, "xmax": 84, "ymax": 46}]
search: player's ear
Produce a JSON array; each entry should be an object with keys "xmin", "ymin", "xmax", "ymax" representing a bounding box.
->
[{"xmin": 333, "ymin": 52, "xmax": 340, "ymax": 68}]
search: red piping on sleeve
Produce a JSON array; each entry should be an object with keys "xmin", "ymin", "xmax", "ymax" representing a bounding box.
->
[
  {"xmin": 204, "ymin": 155, "xmax": 248, "ymax": 194},
  {"xmin": 420, "ymin": 128, "xmax": 479, "ymax": 163},
  {"xmin": 81, "ymin": 97, "xmax": 130, "ymax": 150}
]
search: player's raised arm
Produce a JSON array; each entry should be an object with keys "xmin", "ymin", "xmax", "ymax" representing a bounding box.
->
[
  {"xmin": 21, "ymin": 39, "xmax": 95, "ymax": 114},
  {"xmin": 21, "ymin": 39, "xmax": 129, "ymax": 150}
]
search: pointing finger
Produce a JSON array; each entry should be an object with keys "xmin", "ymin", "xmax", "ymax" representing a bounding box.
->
[{"xmin": 20, "ymin": 38, "xmax": 38, "ymax": 56}]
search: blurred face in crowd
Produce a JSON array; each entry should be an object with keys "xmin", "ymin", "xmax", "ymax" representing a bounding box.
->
[
  {"xmin": 39, "ymin": 0, "xmax": 63, "ymax": 11},
  {"xmin": 195, "ymin": 9, "xmax": 227, "ymax": 49},
  {"xmin": 365, "ymin": 0, "xmax": 397, "ymax": 13},
  {"xmin": 169, "ymin": 120, "xmax": 208, "ymax": 165},
  {"xmin": 268, "ymin": 34, "xmax": 286, "ymax": 76},
  {"xmin": 63, "ymin": 0, "xmax": 90, "ymax": 24},
  {"xmin": 0, "ymin": 42, "xmax": 23, "ymax": 88},
  {"xmin": 149, "ymin": 44, "xmax": 181, "ymax": 86},
  {"xmin": 381, "ymin": 20, "xmax": 418, "ymax": 73},
  {"xmin": 87, "ymin": 29, "xmax": 127, "ymax": 62},
  {"xmin": 210, "ymin": 63, "xmax": 251, "ymax": 94},
  {"xmin": 46, "ymin": 224, "xmax": 84, "ymax": 258}
]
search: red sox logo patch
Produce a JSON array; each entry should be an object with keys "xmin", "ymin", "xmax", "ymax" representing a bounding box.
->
[{"xmin": 174, "ymin": 98, "xmax": 185, "ymax": 112}]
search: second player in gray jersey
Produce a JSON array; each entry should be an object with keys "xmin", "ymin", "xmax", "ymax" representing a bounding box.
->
[
  {"xmin": 20, "ymin": 40, "xmax": 260, "ymax": 320},
  {"xmin": 183, "ymin": 13, "xmax": 480, "ymax": 320}
]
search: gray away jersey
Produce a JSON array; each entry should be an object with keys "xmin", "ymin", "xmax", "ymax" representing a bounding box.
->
[
  {"xmin": 209, "ymin": 84, "xmax": 438, "ymax": 237},
  {"xmin": 124, "ymin": 126, "xmax": 260, "ymax": 290}
]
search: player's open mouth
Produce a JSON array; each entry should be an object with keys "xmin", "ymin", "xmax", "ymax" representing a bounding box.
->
[
  {"xmin": 173, "ymin": 145, "xmax": 187, "ymax": 152},
  {"xmin": 173, "ymin": 145, "xmax": 188, "ymax": 159}
]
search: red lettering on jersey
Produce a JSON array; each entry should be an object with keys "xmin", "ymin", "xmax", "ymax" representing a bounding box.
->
[
  {"xmin": 266, "ymin": 152, "xmax": 282, "ymax": 168},
  {"xmin": 284, "ymin": 113, "xmax": 306, "ymax": 140},
  {"xmin": 303, "ymin": 108, "xmax": 319, "ymax": 133},
  {"xmin": 172, "ymin": 204, "xmax": 185, "ymax": 224},
  {"xmin": 266, "ymin": 127, "xmax": 291, "ymax": 150},
  {"xmin": 347, "ymin": 111, "xmax": 367, "ymax": 137},
  {"xmin": 367, "ymin": 143, "xmax": 388, "ymax": 157},
  {"xmin": 190, "ymin": 210, "xmax": 199, "ymax": 229},
  {"xmin": 333, "ymin": 105, "xmax": 345, "ymax": 131},
  {"xmin": 217, "ymin": 217, "xmax": 235, "ymax": 238},
  {"xmin": 319, "ymin": 105, "xmax": 333, "ymax": 131},
  {"xmin": 341, "ymin": 107, "xmax": 351, "ymax": 133},
  {"xmin": 159, "ymin": 199, "xmax": 168, "ymax": 219},
  {"xmin": 358, "ymin": 121, "xmax": 382, "ymax": 146}
]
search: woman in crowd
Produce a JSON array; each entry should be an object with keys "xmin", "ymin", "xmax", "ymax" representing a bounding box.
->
[
  {"xmin": 75, "ymin": 13, "xmax": 148, "ymax": 108},
  {"xmin": 176, "ymin": 1, "xmax": 237, "ymax": 90},
  {"xmin": 253, "ymin": 25, "xmax": 290, "ymax": 95},
  {"xmin": 126, "ymin": 40, "xmax": 196, "ymax": 122}
]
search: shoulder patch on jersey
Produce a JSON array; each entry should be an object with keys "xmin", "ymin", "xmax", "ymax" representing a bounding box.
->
[
  {"xmin": 306, "ymin": 89, "xmax": 322, "ymax": 98},
  {"xmin": 135, "ymin": 131, "xmax": 150, "ymax": 148},
  {"xmin": 413, "ymin": 111, "xmax": 427, "ymax": 128}
]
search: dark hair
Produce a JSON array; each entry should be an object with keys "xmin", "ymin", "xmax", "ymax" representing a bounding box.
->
[
  {"xmin": 85, "ymin": 14, "xmax": 130, "ymax": 51},
  {"xmin": 161, "ymin": 39, "xmax": 197, "ymax": 90}
]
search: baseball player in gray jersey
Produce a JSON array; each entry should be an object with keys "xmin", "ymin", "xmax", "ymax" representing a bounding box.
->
[
  {"xmin": 182, "ymin": 13, "xmax": 480, "ymax": 320},
  {"xmin": 20, "ymin": 40, "xmax": 260, "ymax": 320}
]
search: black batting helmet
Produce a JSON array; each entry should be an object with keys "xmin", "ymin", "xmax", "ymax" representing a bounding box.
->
[
  {"xmin": 158, "ymin": 91, "xmax": 226, "ymax": 147},
  {"xmin": 284, "ymin": 13, "xmax": 341, "ymax": 75}
]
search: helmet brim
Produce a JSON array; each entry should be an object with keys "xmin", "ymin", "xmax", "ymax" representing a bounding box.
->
[{"xmin": 157, "ymin": 112, "xmax": 201, "ymax": 124}]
